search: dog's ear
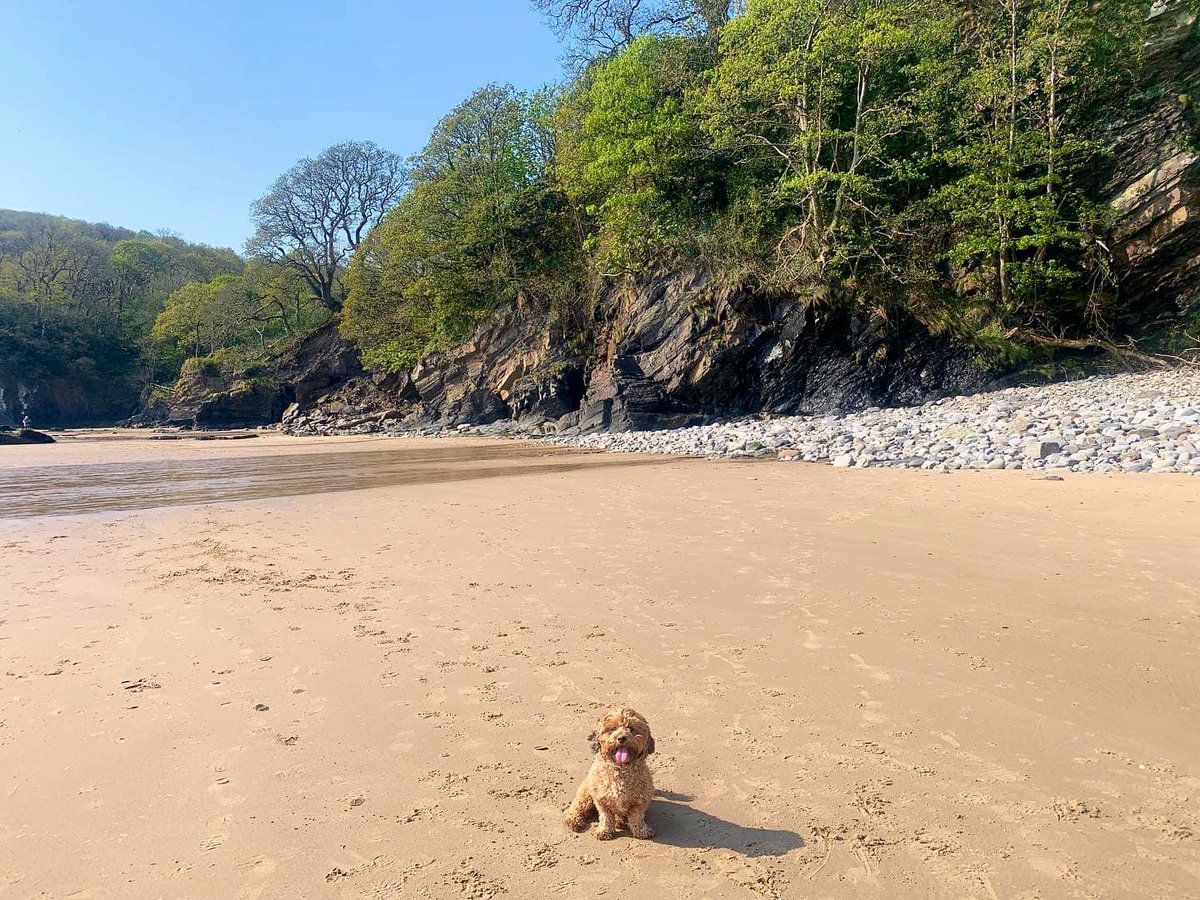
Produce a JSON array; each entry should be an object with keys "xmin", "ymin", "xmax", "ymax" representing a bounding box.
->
[
  {"xmin": 588, "ymin": 730, "xmax": 600, "ymax": 754},
  {"xmin": 646, "ymin": 735, "xmax": 656, "ymax": 755}
]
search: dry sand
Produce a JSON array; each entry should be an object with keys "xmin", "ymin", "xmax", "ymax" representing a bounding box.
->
[{"xmin": 1, "ymin": 434, "xmax": 1198, "ymax": 899}]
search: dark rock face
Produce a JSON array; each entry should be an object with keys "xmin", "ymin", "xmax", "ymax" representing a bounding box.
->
[
  {"xmin": 282, "ymin": 307, "xmax": 590, "ymax": 434},
  {"xmin": 756, "ymin": 304, "xmax": 994, "ymax": 413},
  {"xmin": 577, "ymin": 275, "xmax": 758, "ymax": 431},
  {"xmin": 193, "ymin": 382, "xmax": 287, "ymax": 429},
  {"xmin": 1104, "ymin": 2, "xmax": 1200, "ymax": 318},
  {"xmin": 158, "ymin": 369, "xmax": 229, "ymax": 426},
  {"xmin": 280, "ymin": 368, "xmax": 420, "ymax": 431},
  {"xmin": 283, "ymin": 275, "xmax": 998, "ymax": 436},
  {"xmin": 0, "ymin": 371, "xmax": 136, "ymax": 429},
  {"xmin": 510, "ymin": 362, "xmax": 585, "ymax": 422},
  {"xmin": 573, "ymin": 272, "xmax": 993, "ymax": 432},
  {"xmin": 149, "ymin": 321, "xmax": 374, "ymax": 430},
  {"xmin": 409, "ymin": 305, "xmax": 582, "ymax": 426},
  {"xmin": 274, "ymin": 320, "xmax": 367, "ymax": 406}
]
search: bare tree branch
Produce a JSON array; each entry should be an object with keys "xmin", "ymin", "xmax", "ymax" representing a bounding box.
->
[
  {"xmin": 532, "ymin": 0, "xmax": 737, "ymax": 65},
  {"xmin": 246, "ymin": 141, "xmax": 408, "ymax": 311}
]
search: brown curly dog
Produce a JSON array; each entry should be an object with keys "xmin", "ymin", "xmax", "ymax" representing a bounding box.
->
[{"xmin": 563, "ymin": 706, "xmax": 656, "ymax": 840}]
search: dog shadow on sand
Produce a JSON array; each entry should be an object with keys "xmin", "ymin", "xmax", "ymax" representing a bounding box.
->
[{"xmin": 649, "ymin": 790, "xmax": 804, "ymax": 858}]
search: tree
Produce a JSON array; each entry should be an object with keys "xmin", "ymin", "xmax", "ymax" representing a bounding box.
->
[
  {"xmin": 152, "ymin": 277, "xmax": 241, "ymax": 360},
  {"xmin": 700, "ymin": 0, "xmax": 955, "ymax": 295},
  {"xmin": 7, "ymin": 223, "xmax": 78, "ymax": 330},
  {"xmin": 929, "ymin": 0, "xmax": 1146, "ymax": 329},
  {"xmin": 152, "ymin": 265, "xmax": 329, "ymax": 365},
  {"xmin": 246, "ymin": 141, "xmax": 407, "ymax": 311},
  {"xmin": 342, "ymin": 86, "xmax": 560, "ymax": 371},
  {"xmin": 238, "ymin": 262, "xmax": 328, "ymax": 341},
  {"xmin": 533, "ymin": 0, "xmax": 739, "ymax": 63},
  {"xmin": 0, "ymin": 209, "xmax": 246, "ymax": 421},
  {"xmin": 109, "ymin": 239, "xmax": 172, "ymax": 330},
  {"xmin": 556, "ymin": 34, "xmax": 715, "ymax": 272}
]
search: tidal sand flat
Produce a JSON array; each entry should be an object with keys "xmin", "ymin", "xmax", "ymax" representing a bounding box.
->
[{"xmin": 1, "ymin": 434, "xmax": 1198, "ymax": 899}]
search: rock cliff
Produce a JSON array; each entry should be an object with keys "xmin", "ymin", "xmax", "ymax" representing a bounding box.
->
[
  {"xmin": 1105, "ymin": 0, "xmax": 1200, "ymax": 321},
  {"xmin": 0, "ymin": 370, "xmax": 136, "ymax": 429},
  {"xmin": 280, "ymin": 276, "xmax": 997, "ymax": 436}
]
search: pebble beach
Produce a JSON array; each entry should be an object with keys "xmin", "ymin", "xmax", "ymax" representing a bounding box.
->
[
  {"xmin": 287, "ymin": 368, "xmax": 1200, "ymax": 475},
  {"xmin": 550, "ymin": 369, "xmax": 1200, "ymax": 474}
]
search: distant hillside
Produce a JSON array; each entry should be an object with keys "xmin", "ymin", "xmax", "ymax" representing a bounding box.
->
[
  {"xmin": 0, "ymin": 209, "xmax": 243, "ymax": 426},
  {"xmin": 0, "ymin": 209, "xmax": 148, "ymax": 246}
]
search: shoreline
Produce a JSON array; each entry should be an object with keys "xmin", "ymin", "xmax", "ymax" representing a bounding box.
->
[
  {"xmin": 288, "ymin": 368, "xmax": 1200, "ymax": 475},
  {"xmin": 11, "ymin": 368, "xmax": 1200, "ymax": 477}
]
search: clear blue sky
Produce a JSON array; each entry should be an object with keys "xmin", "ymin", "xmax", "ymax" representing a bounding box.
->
[{"xmin": 0, "ymin": 1, "xmax": 564, "ymax": 251}]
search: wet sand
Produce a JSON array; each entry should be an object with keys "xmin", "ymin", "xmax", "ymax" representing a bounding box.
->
[
  {"xmin": 1, "ymin": 434, "xmax": 1198, "ymax": 898},
  {"xmin": 0, "ymin": 434, "xmax": 651, "ymax": 518}
]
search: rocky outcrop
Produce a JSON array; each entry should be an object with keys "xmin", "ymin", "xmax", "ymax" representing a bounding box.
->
[
  {"xmin": 280, "ymin": 12, "xmax": 1200, "ymax": 438},
  {"xmin": 274, "ymin": 320, "xmax": 367, "ymax": 406},
  {"xmin": 136, "ymin": 367, "xmax": 287, "ymax": 429},
  {"xmin": 151, "ymin": 368, "xmax": 230, "ymax": 426},
  {"xmin": 142, "ymin": 321, "xmax": 370, "ymax": 430},
  {"xmin": 284, "ymin": 272, "xmax": 998, "ymax": 437},
  {"xmin": 158, "ymin": 4, "xmax": 1200, "ymax": 437},
  {"xmin": 410, "ymin": 305, "xmax": 583, "ymax": 425},
  {"xmin": 283, "ymin": 306, "xmax": 586, "ymax": 434},
  {"xmin": 279, "ymin": 369, "xmax": 420, "ymax": 431},
  {"xmin": 572, "ymin": 273, "xmax": 993, "ymax": 432},
  {"xmin": 193, "ymin": 381, "xmax": 287, "ymax": 429},
  {"xmin": 0, "ymin": 428, "xmax": 56, "ymax": 445}
]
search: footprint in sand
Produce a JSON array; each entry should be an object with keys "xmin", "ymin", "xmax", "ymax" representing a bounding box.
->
[
  {"xmin": 199, "ymin": 834, "xmax": 227, "ymax": 852},
  {"xmin": 858, "ymin": 692, "xmax": 888, "ymax": 725}
]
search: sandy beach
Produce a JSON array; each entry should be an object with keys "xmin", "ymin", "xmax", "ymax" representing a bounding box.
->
[{"xmin": 1, "ymin": 433, "xmax": 1198, "ymax": 899}]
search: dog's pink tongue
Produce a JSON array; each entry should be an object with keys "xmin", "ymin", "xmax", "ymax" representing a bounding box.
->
[{"xmin": 614, "ymin": 748, "xmax": 630, "ymax": 765}]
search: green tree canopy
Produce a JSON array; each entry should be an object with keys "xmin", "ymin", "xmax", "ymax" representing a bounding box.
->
[
  {"xmin": 701, "ymin": 0, "xmax": 957, "ymax": 295},
  {"xmin": 927, "ymin": 0, "xmax": 1148, "ymax": 328},
  {"xmin": 342, "ymin": 84, "xmax": 566, "ymax": 371},
  {"xmin": 555, "ymin": 34, "xmax": 715, "ymax": 273}
]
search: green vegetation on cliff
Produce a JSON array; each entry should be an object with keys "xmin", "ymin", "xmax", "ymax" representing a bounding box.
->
[{"xmin": 340, "ymin": 0, "xmax": 1190, "ymax": 372}]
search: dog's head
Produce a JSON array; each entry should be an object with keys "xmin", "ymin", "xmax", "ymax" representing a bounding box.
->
[{"xmin": 588, "ymin": 706, "xmax": 655, "ymax": 766}]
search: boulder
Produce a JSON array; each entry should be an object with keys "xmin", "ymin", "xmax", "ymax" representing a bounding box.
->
[
  {"xmin": 1025, "ymin": 440, "xmax": 1064, "ymax": 459},
  {"xmin": 0, "ymin": 429, "xmax": 56, "ymax": 445}
]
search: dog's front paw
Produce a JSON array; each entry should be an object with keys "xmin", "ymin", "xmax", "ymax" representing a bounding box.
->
[
  {"xmin": 564, "ymin": 816, "xmax": 589, "ymax": 833},
  {"xmin": 593, "ymin": 825, "xmax": 616, "ymax": 841},
  {"xmin": 630, "ymin": 824, "xmax": 655, "ymax": 840}
]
